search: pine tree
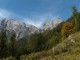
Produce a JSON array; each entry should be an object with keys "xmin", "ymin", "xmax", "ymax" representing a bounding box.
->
[
  {"xmin": 0, "ymin": 28, "xmax": 7, "ymax": 58},
  {"xmin": 36, "ymin": 33, "xmax": 46, "ymax": 51},
  {"xmin": 9, "ymin": 31, "xmax": 16, "ymax": 56},
  {"xmin": 72, "ymin": 6, "xmax": 79, "ymax": 31}
]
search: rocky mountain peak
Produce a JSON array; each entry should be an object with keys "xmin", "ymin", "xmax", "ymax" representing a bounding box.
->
[
  {"xmin": 0, "ymin": 18, "xmax": 40, "ymax": 39},
  {"xmin": 43, "ymin": 18, "xmax": 62, "ymax": 30},
  {"xmin": 0, "ymin": 18, "xmax": 62, "ymax": 39}
]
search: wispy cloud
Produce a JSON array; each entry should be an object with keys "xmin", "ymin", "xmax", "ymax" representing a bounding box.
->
[
  {"xmin": 0, "ymin": 8, "xmax": 59, "ymax": 28},
  {"xmin": 23, "ymin": 17, "xmax": 44, "ymax": 28},
  {"xmin": 0, "ymin": 8, "xmax": 22, "ymax": 19},
  {"xmin": 23, "ymin": 13, "xmax": 59, "ymax": 28},
  {"xmin": 0, "ymin": 9, "xmax": 12, "ymax": 18}
]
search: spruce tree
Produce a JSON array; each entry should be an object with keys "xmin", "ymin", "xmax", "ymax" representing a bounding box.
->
[
  {"xmin": 0, "ymin": 28, "xmax": 7, "ymax": 58},
  {"xmin": 9, "ymin": 31, "xmax": 16, "ymax": 56},
  {"xmin": 72, "ymin": 6, "xmax": 79, "ymax": 31}
]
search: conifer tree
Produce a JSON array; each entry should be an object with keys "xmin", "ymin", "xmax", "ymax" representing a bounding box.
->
[
  {"xmin": 0, "ymin": 28, "xmax": 7, "ymax": 58},
  {"xmin": 9, "ymin": 31, "xmax": 16, "ymax": 56},
  {"xmin": 72, "ymin": 6, "xmax": 79, "ymax": 31}
]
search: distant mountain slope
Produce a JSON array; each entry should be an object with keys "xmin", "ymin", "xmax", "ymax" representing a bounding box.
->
[
  {"xmin": 0, "ymin": 18, "xmax": 40, "ymax": 39},
  {"xmin": 43, "ymin": 18, "xmax": 62, "ymax": 30},
  {"xmin": 0, "ymin": 18, "xmax": 62, "ymax": 39}
]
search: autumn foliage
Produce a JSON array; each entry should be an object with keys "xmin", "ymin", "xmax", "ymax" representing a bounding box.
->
[{"xmin": 61, "ymin": 22, "xmax": 73, "ymax": 40}]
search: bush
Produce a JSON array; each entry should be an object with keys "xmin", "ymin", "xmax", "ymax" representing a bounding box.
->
[
  {"xmin": 0, "ymin": 56, "xmax": 16, "ymax": 60},
  {"xmin": 20, "ymin": 50, "xmax": 53, "ymax": 60}
]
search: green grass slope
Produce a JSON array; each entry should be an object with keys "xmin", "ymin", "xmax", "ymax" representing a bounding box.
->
[{"xmin": 21, "ymin": 32, "xmax": 80, "ymax": 60}]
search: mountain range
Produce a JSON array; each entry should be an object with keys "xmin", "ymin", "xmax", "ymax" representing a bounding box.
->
[{"xmin": 0, "ymin": 18, "xmax": 62, "ymax": 39}]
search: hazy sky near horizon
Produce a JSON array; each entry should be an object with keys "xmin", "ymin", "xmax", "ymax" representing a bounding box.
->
[{"xmin": 0, "ymin": 0, "xmax": 80, "ymax": 27}]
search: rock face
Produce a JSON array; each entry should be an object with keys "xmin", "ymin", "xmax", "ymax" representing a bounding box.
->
[
  {"xmin": 43, "ymin": 18, "xmax": 62, "ymax": 30},
  {"xmin": 0, "ymin": 18, "xmax": 62, "ymax": 39},
  {"xmin": 0, "ymin": 18, "xmax": 40, "ymax": 39}
]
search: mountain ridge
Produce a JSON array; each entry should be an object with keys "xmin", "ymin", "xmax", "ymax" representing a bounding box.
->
[
  {"xmin": 0, "ymin": 18, "xmax": 62, "ymax": 39},
  {"xmin": 43, "ymin": 18, "xmax": 62, "ymax": 30},
  {"xmin": 0, "ymin": 18, "xmax": 40, "ymax": 39}
]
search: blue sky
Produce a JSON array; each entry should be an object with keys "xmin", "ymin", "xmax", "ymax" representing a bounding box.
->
[{"xmin": 0, "ymin": 0, "xmax": 80, "ymax": 27}]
